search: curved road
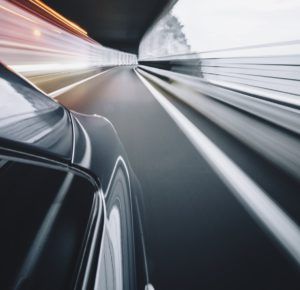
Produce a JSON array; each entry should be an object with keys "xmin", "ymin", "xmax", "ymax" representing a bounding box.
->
[{"xmin": 53, "ymin": 67, "xmax": 299, "ymax": 290}]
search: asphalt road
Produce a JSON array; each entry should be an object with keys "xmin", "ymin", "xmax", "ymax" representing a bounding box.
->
[
  {"xmin": 26, "ymin": 67, "xmax": 110, "ymax": 94},
  {"xmin": 51, "ymin": 67, "xmax": 299, "ymax": 289}
]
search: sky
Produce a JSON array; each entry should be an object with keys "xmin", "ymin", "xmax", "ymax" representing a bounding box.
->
[{"xmin": 172, "ymin": 0, "xmax": 300, "ymax": 53}]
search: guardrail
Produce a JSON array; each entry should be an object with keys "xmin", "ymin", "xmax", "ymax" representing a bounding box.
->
[
  {"xmin": 139, "ymin": 41, "xmax": 300, "ymax": 109},
  {"xmin": 137, "ymin": 62, "xmax": 300, "ymax": 180}
]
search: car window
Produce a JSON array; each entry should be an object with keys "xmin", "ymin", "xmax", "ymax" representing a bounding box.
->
[{"xmin": 0, "ymin": 157, "xmax": 96, "ymax": 290}]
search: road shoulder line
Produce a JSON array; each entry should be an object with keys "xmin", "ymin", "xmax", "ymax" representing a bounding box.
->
[
  {"xmin": 134, "ymin": 68, "xmax": 300, "ymax": 266},
  {"xmin": 48, "ymin": 67, "xmax": 115, "ymax": 98}
]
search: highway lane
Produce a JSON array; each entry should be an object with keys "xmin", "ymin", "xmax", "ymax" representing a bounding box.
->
[
  {"xmin": 52, "ymin": 67, "xmax": 299, "ymax": 289},
  {"xmin": 25, "ymin": 67, "xmax": 112, "ymax": 94}
]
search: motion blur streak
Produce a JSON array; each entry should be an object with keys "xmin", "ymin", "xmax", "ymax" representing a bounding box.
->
[
  {"xmin": 136, "ymin": 69, "xmax": 300, "ymax": 266},
  {"xmin": 29, "ymin": 0, "xmax": 88, "ymax": 36},
  {"xmin": 0, "ymin": 3, "xmax": 36, "ymax": 22},
  {"xmin": 0, "ymin": 0, "xmax": 137, "ymax": 79}
]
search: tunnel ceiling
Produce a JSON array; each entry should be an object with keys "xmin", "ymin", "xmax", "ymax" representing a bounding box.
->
[{"xmin": 43, "ymin": 0, "xmax": 175, "ymax": 53}]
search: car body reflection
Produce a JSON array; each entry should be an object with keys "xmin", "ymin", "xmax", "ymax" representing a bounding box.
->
[{"xmin": 0, "ymin": 63, "xmax": 148, "ymax": 289}]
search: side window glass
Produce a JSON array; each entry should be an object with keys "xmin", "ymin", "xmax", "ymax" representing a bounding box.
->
[{"xmin": 0, "ymin": 157, "xmax": 96, "ymax": 290}]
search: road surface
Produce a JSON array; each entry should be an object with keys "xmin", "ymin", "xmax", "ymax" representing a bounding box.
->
[{"xmin": 46, "ymin": 67, "xmax": 300, "ymax": 289}]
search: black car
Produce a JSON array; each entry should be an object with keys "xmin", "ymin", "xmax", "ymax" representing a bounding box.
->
[{"xmin": 0, "ymin": 63, "xmax": 150, "ymax": 290}]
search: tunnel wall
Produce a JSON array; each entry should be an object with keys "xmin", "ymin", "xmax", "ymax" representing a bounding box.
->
[{"xmin": 0, "ymin": 0, "xmax": 137, "ymax": 78}]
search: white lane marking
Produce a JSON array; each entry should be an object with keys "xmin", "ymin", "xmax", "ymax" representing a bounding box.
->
[
  {"xmin": 135, "ymin": 69, "xmax": 300, "ymax": 266},
  {"xmin": 48, "ymin": 67, "xmax": 114, "ymax": 98}
]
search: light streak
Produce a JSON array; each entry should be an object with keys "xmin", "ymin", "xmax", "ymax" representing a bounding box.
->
[
  {"xmin": 0, "ymin": 4, "xmax": 36, "ymax": 23},
  {"xmin": 0, "ymin": 0, "xmax": 137, "ymax": 78},
  {"xmin": 29, "ymin": 0, "xmax": 88, "ymax": 36}
]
